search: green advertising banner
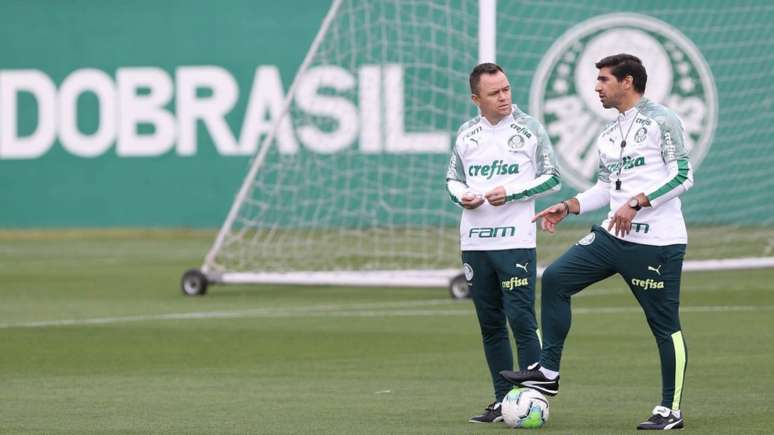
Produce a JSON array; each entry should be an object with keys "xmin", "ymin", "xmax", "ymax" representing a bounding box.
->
[{"xmin": 0, "ymin": 0, "xmax": 327, "ymax": 227}]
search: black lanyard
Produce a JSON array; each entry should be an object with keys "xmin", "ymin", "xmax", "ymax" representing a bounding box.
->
[{"xmin": 614, "ymin": 110, "xmax": 639, "ymax": 191}]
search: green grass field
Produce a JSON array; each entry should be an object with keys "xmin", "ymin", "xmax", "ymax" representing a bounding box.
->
[{"xmin": 1, "ymin": 230, "xmax": 773, "ymax": 434}]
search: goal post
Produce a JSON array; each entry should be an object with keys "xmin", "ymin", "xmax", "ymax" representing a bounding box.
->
[{"xmin": 183, "ymin": 0, "xmax": 774, "ymax": 295}]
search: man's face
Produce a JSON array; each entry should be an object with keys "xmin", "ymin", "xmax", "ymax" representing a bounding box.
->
[
  {"xmin": 472, "ymin": 71, "xmax": 512, "ymax": 121},
  {"xmin": 595, "ymin": 66, "xmax": 626, "ymax": 109}
]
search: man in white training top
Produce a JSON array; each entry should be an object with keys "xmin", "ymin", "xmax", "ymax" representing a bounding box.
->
[
  {"xmin": 501, "ymin": 53, "xmax": 694, "ymax": 431},
  {"xmin": 446, "ymin": 62, "xmax": 560, "ymax": 424}
]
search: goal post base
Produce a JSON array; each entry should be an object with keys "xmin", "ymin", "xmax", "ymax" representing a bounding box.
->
[
  {"xmin": 196, "ymin": 257, "xmax": 774, "ymax": 291},
  {"xmin": 204, "ymin": 269, "xmax": 462, "ymax": 288},
  {"xmin": 682, "ymin": 257, "xmax": 774, "ymax": 272}
]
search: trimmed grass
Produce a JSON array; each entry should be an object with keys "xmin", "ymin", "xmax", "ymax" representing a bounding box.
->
[{"xmin": 1, "ymin": 231, "xmax": 772, "ymax": 434}]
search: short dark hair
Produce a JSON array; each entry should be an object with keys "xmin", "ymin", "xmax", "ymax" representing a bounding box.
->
[
  {"xmin": 469, "ymin": 63, "xmax": 504, "ymax": 95},
  {"xmin": 595, "ymin": 54, "xmax": 647, "ymax": 94}
]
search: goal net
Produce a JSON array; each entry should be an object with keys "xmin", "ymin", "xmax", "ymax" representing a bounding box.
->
[{"xmin": 199, "ymin": 0, "xmax": 774, "ymax": 288}]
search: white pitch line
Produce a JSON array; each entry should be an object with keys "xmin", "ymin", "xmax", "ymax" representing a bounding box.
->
[
  {"xmin": 1, "ymin": 303, "xmax": 773, "ymax": 329},
  {"xmin": 0, "ymin": 299, "xmax": 457, "ymax": 329}
]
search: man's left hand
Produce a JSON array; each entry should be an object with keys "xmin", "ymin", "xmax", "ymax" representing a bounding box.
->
[{"xmin": 484, "ymin": 186, "xmax": 507, "ymax": 206}]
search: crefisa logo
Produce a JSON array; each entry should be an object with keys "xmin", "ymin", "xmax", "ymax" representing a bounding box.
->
[{"xmin": 530, "ymin": 13, "xmax": 718, "ymax": 190}]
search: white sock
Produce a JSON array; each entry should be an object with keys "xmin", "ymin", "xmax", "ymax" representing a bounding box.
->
[{"xmin": 539, "ymin": 367, "xmax": 559, "ymax": 380}]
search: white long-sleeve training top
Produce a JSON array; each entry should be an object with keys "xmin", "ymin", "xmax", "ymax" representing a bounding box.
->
[
  {"xmin": 576, "ymin": 97, "xmax": 694, "ymax": 246},
  {"xmin": 446, "ymin": 104, "xmax": 561, "ymax": 251}
]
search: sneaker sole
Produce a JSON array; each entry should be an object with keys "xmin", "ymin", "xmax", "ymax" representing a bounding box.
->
[
  {"xmin": 468, "ymin": 416, "xmax": 504, "ymax": 424},
  {"xmin": 520, "ymin": 381, "xmax": 559, "ymax": 396},
  {"xmin": 636, "ymin": 419, "xmax": 684, "ymax": 430}
]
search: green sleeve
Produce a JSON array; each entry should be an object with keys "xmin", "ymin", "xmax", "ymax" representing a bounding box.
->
[
  {"xmin": 504, "ymin": 122, "xmax": 561, "ymax": 202},
  {"xmin": 657, "ymin": 113, "xmax": 689, "ymax": 163},
  {"xmin": 535, "ymin": 123, "xmax": 560, "ymax": 180},
  {"xmin": 645, "ymin": 114, "xmax": 693, "ymax": 205}
]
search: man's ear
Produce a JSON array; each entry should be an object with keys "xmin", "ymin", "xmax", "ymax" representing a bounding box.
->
[
  {"xmin": 623, "ymin": 75, "xmax": 634, "ymax": 90},
  {"xmin": 471, "ymin": 94, "xmax": 480, "ymax": 107}
]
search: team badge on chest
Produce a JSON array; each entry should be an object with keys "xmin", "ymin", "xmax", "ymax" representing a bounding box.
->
[
  {"xmin": 507, "ymin": 134, "xmax": 525, "ymax": 152},
  {"xmin": 635, "ymin": 127, "xmax": 648, "ymax": 143}
]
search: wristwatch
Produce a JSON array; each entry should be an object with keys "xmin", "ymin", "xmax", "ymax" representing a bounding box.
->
[{"xmin": 628, "ymin": 198, "xmax": 642, "ymax": 211}]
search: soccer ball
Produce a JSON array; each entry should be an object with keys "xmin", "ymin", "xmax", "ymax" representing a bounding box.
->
[{"xmin": 501, "ymin": 387, "xmax": 550, "ymax": 428}]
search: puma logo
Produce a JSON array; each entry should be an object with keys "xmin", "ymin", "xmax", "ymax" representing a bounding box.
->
[
  {"xmin": 648, "ymin": 265, "xmax": 662, "ymax": 276},
  {"xmin": 470, "ymin": 138, "xmax": 479, "ymax": 145},
  {"xmin": 516, "ymin": 262, "xmax": 529, "ymax": 273}
]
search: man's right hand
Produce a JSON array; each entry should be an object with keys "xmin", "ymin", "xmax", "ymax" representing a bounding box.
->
[
  {"xmin": 532, "ymin": 202, "xmax": 569, "ymax": 233},
  {"xmin": 461, "ymin": 193, "xmax": 485, "ymax": 209}
]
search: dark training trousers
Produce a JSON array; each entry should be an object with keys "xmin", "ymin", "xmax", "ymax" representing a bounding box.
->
[
  {"xmin": 462, "ymin": 248, "xmax": 542, "ymax": 402},
  {"xmin": 540, "ymin": 225, "xmax": 687, "ymax": 410}
]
